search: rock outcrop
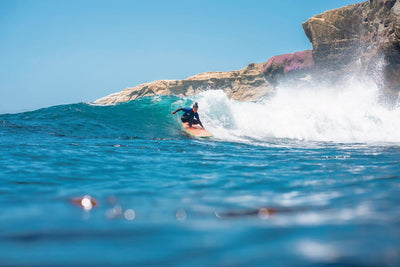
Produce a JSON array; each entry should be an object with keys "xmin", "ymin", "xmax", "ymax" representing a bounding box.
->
[
  {"xmin": 95, "ymin": 63, "xmax": 273, "ymax": 105},
  {"xmin": 302, "ymin": 0, "xmax": 400, "ymax": 92}
]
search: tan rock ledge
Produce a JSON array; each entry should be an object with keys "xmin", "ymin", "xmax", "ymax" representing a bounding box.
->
[{"xmin": 94, "ymin": 63, "xmax": 274, "ymax": 105}]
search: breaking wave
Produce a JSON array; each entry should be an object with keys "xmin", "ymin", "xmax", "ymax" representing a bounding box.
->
[
  {"xmin": 2, "ymin": 77, "xmax": 400, "ymax": 144},
  {"xmin": 195, "ymin": 78, "xmax": 400, "ymax": 143}
]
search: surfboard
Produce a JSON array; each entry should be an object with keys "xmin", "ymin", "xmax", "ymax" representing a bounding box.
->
[{"xmin": 182, "ymin": 122, "xmax": 213, "ymax": 138}]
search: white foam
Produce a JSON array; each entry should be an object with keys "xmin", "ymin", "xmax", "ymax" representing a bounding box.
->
[{"xmin": 190, "ymin": 78, "xmax": 400, "ymax": 143}]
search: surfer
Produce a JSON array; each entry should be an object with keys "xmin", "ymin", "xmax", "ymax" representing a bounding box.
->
[{"xmin": 172, "ymin": 102, "xmax": 204, "ymax": 128}]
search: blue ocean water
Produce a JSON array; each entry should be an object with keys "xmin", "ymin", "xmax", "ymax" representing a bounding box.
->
[{"xmin": 1, "ymin": 87, "xmax": 400, "ymax": 266}]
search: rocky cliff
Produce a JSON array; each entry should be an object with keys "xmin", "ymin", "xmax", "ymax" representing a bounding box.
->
[
  {"xmin": 95, "ymin": 63, "xmax": 273, "ymax": 105},
  {"xmin": 302, "ymin": 0, "xmax": 400, "ymax": 92},
  {"xmin": 96, "ymin": 0, "xmax": 400, "ymax": 105}
]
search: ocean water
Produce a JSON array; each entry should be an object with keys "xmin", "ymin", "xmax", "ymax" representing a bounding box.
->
[{"xmin": 1, "ymin": 81, "xmax": 400, "ymax": 266}]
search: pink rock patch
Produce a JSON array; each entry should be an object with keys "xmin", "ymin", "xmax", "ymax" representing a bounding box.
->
[{"xmin": 264, "ymin": 50, "xmax": 314, "ymax": 77}]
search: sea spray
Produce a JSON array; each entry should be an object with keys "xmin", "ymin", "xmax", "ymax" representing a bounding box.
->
[{"xmin": 192, "ymin": 77, "xmax": 400, "ymax": 143}]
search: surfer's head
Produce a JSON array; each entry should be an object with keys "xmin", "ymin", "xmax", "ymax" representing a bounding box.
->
[{"xmin": 192, "ymin": 102, "xmax": 198, "ymax": 112}]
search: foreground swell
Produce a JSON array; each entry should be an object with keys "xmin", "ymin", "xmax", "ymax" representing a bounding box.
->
[{"xmin": 1, "ymin": 129, "xmax": 399, "ymax": 266}]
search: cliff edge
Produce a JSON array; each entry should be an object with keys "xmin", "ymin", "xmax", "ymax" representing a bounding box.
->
[{"xmin": 95, "ymin": 63, "xmax": 273, "ymax": 105}]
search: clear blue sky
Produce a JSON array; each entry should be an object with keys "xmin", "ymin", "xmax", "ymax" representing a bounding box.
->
[{"xmin": 0, "ymin": 0, "xmax": 361, "ymax": 113}]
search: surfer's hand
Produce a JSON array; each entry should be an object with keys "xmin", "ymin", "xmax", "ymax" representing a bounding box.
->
[{"xmin": 172, "ymin": 111, "xmax": 176, "ymax": 114}]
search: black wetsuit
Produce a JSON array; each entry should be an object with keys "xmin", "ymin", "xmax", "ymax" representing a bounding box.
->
[{"xmin": 174, "ymin": 108, "xmax": 204, "ymax": 128}]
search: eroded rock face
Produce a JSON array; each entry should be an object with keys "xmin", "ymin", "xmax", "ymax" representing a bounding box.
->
[
  {"xmin": 302, "ymin": 3, "xmax": 366, "ymax": 68},
  {"xmin": 95, "ymin": 63, "xmax": 274, "ymax": 105},
  {"xmin": 302, "ymin": 0, "xmax": 400, "ymax": 91}
]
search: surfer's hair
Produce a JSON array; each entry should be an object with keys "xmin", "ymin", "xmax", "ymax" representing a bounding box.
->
[{"xmin": 193, "ymin": 102, "xmax": 198, "ymax": 108}]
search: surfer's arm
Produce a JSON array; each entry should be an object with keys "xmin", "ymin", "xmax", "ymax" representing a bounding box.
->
[
  {"xmin": 195, "ymin": 114, "xmax": 204, "ymax": 128},
  {"xmin": 198, "ymin": 120, "xmax": 204, "ymax": 128},
  {"xmin": 172, "ymin": 108, "xmax": 183, "ymax": 115}
]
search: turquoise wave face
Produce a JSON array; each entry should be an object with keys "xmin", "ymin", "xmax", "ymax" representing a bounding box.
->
[{"xmin": 0, "ymin": 96, "xmax": 194, "ymax": 140}]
